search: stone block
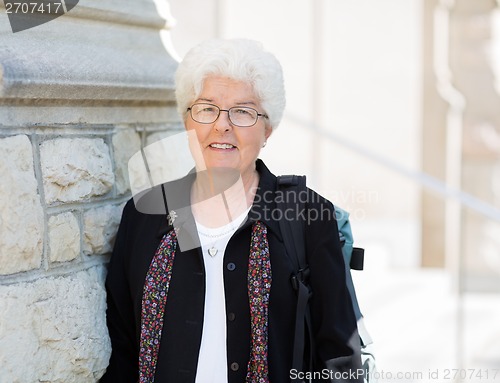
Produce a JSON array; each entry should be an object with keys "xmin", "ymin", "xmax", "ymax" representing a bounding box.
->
[
  {"xmin": 144, "ymin": 129, "xmax": 195, "ymax": 183},
  {"xmin": 0, "ymin": 266, "xmax": 111, "ymax": 383},
  {"xmin": 48, "ymin": 212, "xmax": 80, "ymax": 263},
  {"xmin": 40, "ymin": 138, "xmax": 114, "ymax": 204},
  {"xmin": 112, "ymin": 128, "xmax": 141, "ymax": 195},
  {"xmin": 83, "ymin": 204, "xmax": 123, "ymax": 255},
  {"xmin": 0, "ymin": 135, "xmax": 44, "ymax": 275}
]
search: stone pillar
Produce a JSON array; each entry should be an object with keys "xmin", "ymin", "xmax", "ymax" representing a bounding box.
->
[
  {"xmin": 449, "ymin": 0, "xmax": 500, "ymax": 292},
  {"xmin": 0, "ymin": 1, "xmax": 180, "ymax": 381}
]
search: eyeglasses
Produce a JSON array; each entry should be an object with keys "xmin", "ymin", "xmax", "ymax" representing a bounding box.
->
[{"xmin": 187, "ymin": 103, "xmax": 268, "ymax": 127}]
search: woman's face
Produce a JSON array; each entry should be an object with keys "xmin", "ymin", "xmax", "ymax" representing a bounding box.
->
[{"xmin": 185, "ymin": 75, "xmax": 272, "ymax": 180}]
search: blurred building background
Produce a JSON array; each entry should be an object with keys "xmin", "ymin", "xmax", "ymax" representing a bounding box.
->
[{"xmin": 167, "ymin": 0, "xmax": 500, "ymax": 381}]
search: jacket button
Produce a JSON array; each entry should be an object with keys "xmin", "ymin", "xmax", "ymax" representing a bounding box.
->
[
  {"xmin": 228, "ymin": 312, "xmax": 236, "ymax": 321},
  {"xmin": 230, "ymin": 362, "xmax": 239, "ymax": 371},
  {"xmin": 227, "ymin": 262, "xmax": 236, "ymax": 271}
]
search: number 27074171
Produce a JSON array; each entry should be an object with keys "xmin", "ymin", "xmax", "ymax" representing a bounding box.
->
[{"xmin": 5, "ymin": 2, "xmax": 64, "ymax": 14}]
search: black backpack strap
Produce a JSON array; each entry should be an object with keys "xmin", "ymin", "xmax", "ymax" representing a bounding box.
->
[
  {"xmin": 276, "ymin": 175, "xmax": 307, "ymax": 271},
  {"xmin": 276, "ymin": 175, "xmax": 313, "ymax": 379}
]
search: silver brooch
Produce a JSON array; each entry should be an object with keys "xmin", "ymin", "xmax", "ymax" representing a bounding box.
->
[{"xmin": 167, "ymin": 210, "xmax": 177, "ymax": 226}]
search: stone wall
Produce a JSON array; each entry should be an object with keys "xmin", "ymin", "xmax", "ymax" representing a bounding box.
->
[{"xmin": 0, "ymin": 1, "xmax": 180, "ymax": 381}]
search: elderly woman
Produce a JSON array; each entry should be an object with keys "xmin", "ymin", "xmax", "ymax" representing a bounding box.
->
[{"xmin": 101, "ymin": 39, "xmax": 361, "ymax": 383}]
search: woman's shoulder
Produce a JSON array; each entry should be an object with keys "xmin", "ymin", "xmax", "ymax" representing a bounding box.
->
[
  {"xmin": 128, "ymin": 184, "xmax": 168, "ymax": 216},
  {"xmin": 302, "ymin": 187, "xmax": 337, "ymax": 230},
  {"xmin": 126, "ymin": 171, "xmax": 195, "ymax": 217}
]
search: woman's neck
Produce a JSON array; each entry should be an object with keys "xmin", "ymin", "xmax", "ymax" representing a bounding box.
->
[{"xmin": 191, "ymin": 167, "xmax": 259, "ymax": 228}]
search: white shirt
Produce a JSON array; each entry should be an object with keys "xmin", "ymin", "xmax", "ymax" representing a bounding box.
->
[{"xmin": 194, "ymin": 207, "xmax": 250, "ymax": 383}]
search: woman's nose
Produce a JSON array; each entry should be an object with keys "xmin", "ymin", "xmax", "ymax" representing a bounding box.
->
[{"xmin": 213, "ymin": 110, "xmax": 233, "ymax": 132}]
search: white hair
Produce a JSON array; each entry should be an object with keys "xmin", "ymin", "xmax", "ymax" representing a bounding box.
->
[{"xmin": 175, "ymin": 38, "xmax": 286, "ymax": 130}]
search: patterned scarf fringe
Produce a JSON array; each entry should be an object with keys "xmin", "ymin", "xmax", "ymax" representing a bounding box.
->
[{"xmin": 246, "ymin": 222, "xmax": 271, "ymax": 383}]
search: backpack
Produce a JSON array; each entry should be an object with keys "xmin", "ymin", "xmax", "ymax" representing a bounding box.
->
[{"xmin": 276, "ymin": 175, "xmax": 376, "ymax": 383}]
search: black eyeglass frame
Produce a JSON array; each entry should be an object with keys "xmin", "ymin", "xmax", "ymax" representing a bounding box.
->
[{"xmin": 186, "ymin": 103, "xmax": 269, "ymax": 127}]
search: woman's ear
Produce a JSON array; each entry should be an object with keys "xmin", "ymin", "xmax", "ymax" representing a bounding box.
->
[{"xmin": 264, "ymin": 125, "xmax": 273, "ymax": 140}]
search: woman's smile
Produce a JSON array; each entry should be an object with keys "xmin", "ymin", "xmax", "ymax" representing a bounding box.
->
[{"xmin": 208, "ymin": 142, "xmax": 238, "ymax": 151}]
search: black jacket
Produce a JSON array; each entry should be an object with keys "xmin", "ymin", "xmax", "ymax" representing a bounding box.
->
[{"xmin": 101, "ymin": 160, "xmax": 361, "ymax": 383}]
